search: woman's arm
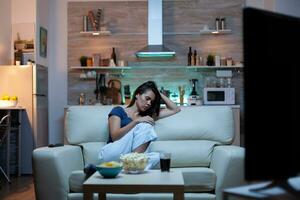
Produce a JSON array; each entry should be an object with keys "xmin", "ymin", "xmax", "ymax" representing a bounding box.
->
[
  {"xmin": 158, "ymin": 92, "xmax": 181, "ymax": 119},
  {"xmin": 109, "ymin": 115, "xmax": 155, "ymax": 141}
]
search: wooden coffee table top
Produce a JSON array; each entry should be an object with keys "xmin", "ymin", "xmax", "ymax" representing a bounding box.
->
[
  {"xmin": 84, "ymin": 169, "xmax": 184, "ymax": 187},
  {"xmin": 83, "ymin": 170, "xmax": 185, "ymax": 200}
]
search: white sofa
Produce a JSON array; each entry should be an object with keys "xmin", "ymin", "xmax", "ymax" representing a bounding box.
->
[{"xmin": 33, "ymin": 105, "xmax": 245, "ymax": 200}]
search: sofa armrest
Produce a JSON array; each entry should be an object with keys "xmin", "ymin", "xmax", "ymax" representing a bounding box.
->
[
  {"xmin": 210, "ymin": 145, "xmax": 245, "ymax": 200},
  {"xmin": 32, "ymin": 145, "xmax": 84, "ymax": 200}
]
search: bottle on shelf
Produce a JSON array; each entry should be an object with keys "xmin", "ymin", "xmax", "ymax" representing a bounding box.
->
[
  {"xmin": 124, "ymin": 85, "xmax": 131, "ymax": 105},
  {"xmin": 189, "ymin": 79, "xmax": 198, "ymax": 96},
  {"xmin": 215, "ymin": 17, "xmax": 220, "ymax": 31},
  {"xmin": 215, "ymin": 55, "xmax": 221, "ymax": 66},
  {"xmin": 83, "ymin": 16, "xmax": 88, "ymax": 32},
  {"xmin": 193, "ymin": 50, "xmax": 198, "ymax": 66},
  {"xmin": 187, "ymin": 46, "xmax": 192, "ymax": 66},
  {"xmin": 178, "ymin": 86, "xmax": 185, "ymax": 105},
  {"xmin": 111, "ymin": 47, "xmax": 117, "ymax": 66},
  {"xmin": 198, "ymin": 56, "xmax": 204, "ymax": 66},
  {"xmin": 220, "ymin": 18, "xmax": 226, "ymax": 30}
]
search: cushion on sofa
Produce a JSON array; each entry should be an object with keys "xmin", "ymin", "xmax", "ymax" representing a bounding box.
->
[
  {"xmin": 79, "ymin": 142, "xmax": 106, "ymax": 165},
  {"xmin": 80, "ymin": 140, "xmax": 219, "ymax": 167},
  {"xmin": 149, "ymin": 140, "xmax": 219, "ymax": 167},
  {"xmin": 155, "ymin": 106, "xmax": 234, "ymax": 144},
  {"xmin": 69, "ymin": 170, "xmax": 86, "ymax": 193},
  {"xmin": 69, "ymin": 168, "xmax": 216, "ymax": 193},
  {"xmin": 65, "ymin": 106, "xmax": 114, "ymax": 144}
]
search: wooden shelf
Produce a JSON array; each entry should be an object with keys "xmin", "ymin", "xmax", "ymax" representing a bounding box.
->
[
  {"xmin": 70, "ymin": 65, "xmax": 242, "ymax": 71},
  {"xmin": 70, "ymin": 66, "xmax": 131, "ymax": 70},
  {"xmin": 186, "ymin": 65, "xmax": 243, "ymax": 69},
  {"xmin": 79, "ymin": 31, "xmax": 111, "ymax": 36},
  {"xmin": 79, "ymin": 30, "xmax": 232, "ymax": 36},
  {"xmin": 200, "ymin": 29, "xmax": 232, "ymax": 35}
]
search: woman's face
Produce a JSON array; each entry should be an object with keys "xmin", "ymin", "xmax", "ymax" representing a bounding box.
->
[{"xmin": 135, "ymin": 89, "xmax": 156, "ymax": 112}]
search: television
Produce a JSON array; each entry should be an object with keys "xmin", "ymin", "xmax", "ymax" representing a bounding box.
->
[{"xmin": 243, "ymin": 7, "xmax": 300, "ymax": 185}]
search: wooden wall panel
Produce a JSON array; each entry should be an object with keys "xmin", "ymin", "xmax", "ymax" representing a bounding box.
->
[{"xmin": 68, "ymin": 0, "xmax": 244, "ymax": 106}]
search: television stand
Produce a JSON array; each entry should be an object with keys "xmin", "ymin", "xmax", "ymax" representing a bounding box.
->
[{"xmin": 223, "ymin": 177, "xmax": 300, "ymax": 200}]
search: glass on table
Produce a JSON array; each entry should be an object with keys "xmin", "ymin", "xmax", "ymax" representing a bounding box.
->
[{"xmin": 160, "ymin": 152, "xmax": 171, "ymax": 172}]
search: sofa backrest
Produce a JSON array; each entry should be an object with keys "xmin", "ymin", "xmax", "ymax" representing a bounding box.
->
[
  {"xmin": 65, "ymin": 105, "xmax": 234, "ymax": 144},
  {"xmin": 65, "ymin": 105, "xmax": 234, "ymax": 167}
]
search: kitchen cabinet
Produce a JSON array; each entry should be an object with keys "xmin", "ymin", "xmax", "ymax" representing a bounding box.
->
[{"xmin": 0, "ymin": 107, "xmax": 24, "ymax": 178}]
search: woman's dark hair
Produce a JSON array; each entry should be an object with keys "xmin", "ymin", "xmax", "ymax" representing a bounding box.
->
[{"xmin": 127, "ymin": 81, "xmax": 161, "ymax": 118}]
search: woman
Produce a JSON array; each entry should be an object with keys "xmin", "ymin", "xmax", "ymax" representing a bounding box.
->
[{"xmin": 98, "ymin": 81, "xmax": 180, "ymax": 168}]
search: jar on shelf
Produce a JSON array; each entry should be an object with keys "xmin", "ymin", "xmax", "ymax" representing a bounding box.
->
[{"xmin": 79, "ymin": 93, "xmax": 86, "ymax": 105}]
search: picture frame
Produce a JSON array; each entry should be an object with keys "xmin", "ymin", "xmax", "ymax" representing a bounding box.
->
[{"xmin": 39, "ymin": 26, "xmax": 47, "ymax": 58}]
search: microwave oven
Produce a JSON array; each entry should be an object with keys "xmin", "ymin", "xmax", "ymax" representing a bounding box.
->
[{"xmin": 203, "ymin": 87, "xmax": 235, "ymax": 105}]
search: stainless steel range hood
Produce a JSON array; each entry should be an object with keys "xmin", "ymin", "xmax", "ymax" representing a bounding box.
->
[{"xmin": 135, "ymin": 0, "xmax": 175, "ymax": 58}]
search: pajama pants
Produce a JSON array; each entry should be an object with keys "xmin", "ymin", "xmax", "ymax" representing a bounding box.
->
[{"xmin": 98, "ymin": 123, "xmax": 160, "ymax": 170}]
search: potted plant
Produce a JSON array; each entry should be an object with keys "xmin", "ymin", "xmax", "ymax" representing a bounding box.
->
[
  {"xmin": 79, "ymin": 56, "xmax": 88, "ymax": 66},
  {"xmin": 206, "ymin": 54, "xmax": 215, "ymax": 66}
]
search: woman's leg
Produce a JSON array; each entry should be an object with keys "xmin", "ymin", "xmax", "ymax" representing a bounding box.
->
[
  {"xmin": 131, "ymin": 123, "xmax": 157, "ymax": 152},
  {"xmin": 98, "ymin": 122, "xmax": 158, "ymax": 162},
  {"xmin": 134, "ymin": 141, "xmax": 150, "ymax": 153},
  {"xmin": 98, "ymin": 131, "xmax": 134, "ymax": 162}
]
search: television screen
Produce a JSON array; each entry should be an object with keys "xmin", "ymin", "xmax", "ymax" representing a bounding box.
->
[{"xmin": 243, "ymin": 7, "xmax": 300, "ymax": 181}]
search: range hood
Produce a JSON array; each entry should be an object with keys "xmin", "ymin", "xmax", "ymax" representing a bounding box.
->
[{"xmin": 135, "ymin": 0, "xmax": 175, "ymax": 58}]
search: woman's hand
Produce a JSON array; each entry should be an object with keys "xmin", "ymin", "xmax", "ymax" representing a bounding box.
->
[{"xmin": 133, "ymin": 114, "xmax": 155, "ymax": 126}]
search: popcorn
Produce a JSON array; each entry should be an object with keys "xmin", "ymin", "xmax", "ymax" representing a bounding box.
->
[{"xmin": 120, "ymin": 152, "xmax": 148, "ymax": 172}]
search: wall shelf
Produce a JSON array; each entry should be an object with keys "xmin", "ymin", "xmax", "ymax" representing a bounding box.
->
[
  {"xmin": 79, "ymin": 30, "xmax": 232, "ymax": 36},
  {"xmin": 186, "ymin": 65, "xmax": 242, "ymax": 69},
  {"xmin": 70, "ymin": 66, "xmax": 131, "ymax": 70},
  {"xmin": 199, "ymin": 29, "xmax": 232, "ymax": 35},
  {"xmin": 69, "ymin": 65, "xmax": 243, "ymax": 71},
  {"xmin": 79, "ymin": 31, "xmax": 112, "ymax": 36}
]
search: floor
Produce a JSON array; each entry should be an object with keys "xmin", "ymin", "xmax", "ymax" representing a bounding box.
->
[{"xmin": 0, "ymin": 175, "xmax": 35, "ymax": 200}]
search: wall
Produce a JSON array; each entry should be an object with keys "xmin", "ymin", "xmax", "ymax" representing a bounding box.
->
[
  {"xmin": 246, "ymin": 0, "xmax": 300, "ymax": 17},
  {"xmin": 0, "ymin": 0, "xmax": 11, "ymax": 65},
  {"xmin": 36, "ymin": 0, "xmax": 49, "ymax": 67},
  {"xmin": 68, "ymin": 0, "xmax": 244, "ymax": 105},
  {"xmin": 48, "ymin": 0, "xmax": 68, "ymax": 143},
  {"xmin": 245, "ymin": 0, "xmax": 274, "ymax": 10},
  {"xmin": 275, "ymin": 0, "xmax": 300, "ymax": 17},
  {"xmin": 46, "ymin": 0, "xmax": 300, "ymax": 144},
  {"xmin": 11, "ymin": 0, "xmax": 36, "ymax": 64}
]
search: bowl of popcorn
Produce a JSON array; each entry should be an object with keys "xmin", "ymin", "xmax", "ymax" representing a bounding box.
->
[{"xmin": 120, "ymin": 152, "xmax": 148, "ymax": 174}]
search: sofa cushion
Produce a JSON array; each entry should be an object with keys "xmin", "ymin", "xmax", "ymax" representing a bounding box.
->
[
  {"xmin": 69, "ymin": 168, "xmax": 215, "ymax": 193},
  {"xmin": 69, "ymin": 170, "xmax": 86, "ymax": 193},
  {"xmin": 155, "ymin": 106, "xmax": 234, "ymax": 144},
  {"xmin": 150, "ymin": 140, "xmax": 219, "ymax": 167},
  {"xmin": 80, "ymin": 142, "xmax": 106, "ymax": 165},
  {"xmin": 65, "ymin": 106, "xmax": 114, "ymax": 144}
]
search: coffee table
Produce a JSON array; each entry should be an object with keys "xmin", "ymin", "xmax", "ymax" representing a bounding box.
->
[{"xmin": 83, "ymin": 169, "xmax": 185, "ymax": 200}]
